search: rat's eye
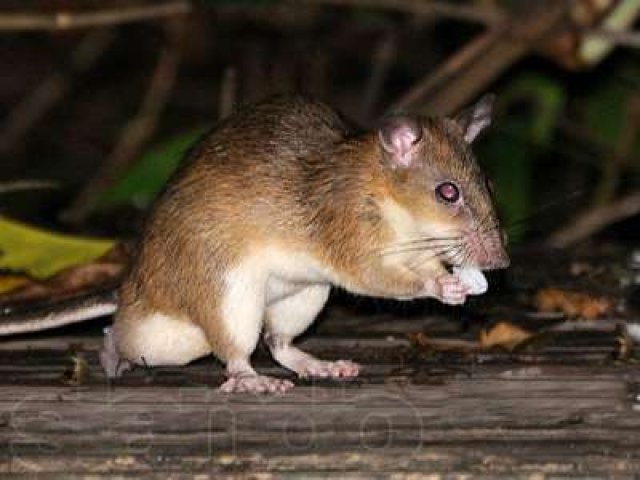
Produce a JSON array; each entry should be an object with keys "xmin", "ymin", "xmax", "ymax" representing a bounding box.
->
[{"xmin": 435, "ymin": 181, "xmax": 460, "ymax": 204}]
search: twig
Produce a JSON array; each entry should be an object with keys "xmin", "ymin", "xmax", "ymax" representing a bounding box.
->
[
  {"xmin": 390, "ymin": 25, "xmax": 507, "ymax": 113},
  {"xmin": 359, "ymin": 30, "xmax": 396, "ymax": 121},
  {"xmin": 219, "ymin": 67, "xmax": 237, "ymax": 120},
  {"xmin": 390, "ymin": 1, "xmax": 570, "ymax": 114},
  {"xmin": 62, "ymin": 20, "xmax": 185, "ymax": 223},
  {"xmin": 583, "ymin": 27, "xmax": 640, "ymax": 49},
  {"xmin": 547, "ymin": 192, "xmax": 640, "ymax": 248},
  {"xmin": 0, "ymin": 1, "xmax": 191, "ymax": 32},
  {"xmin": 0, "ymin": 30, "xmax": 114, "ymax": 155},
  {"xmin": 292, "ymin": 0, "xmax": 504, "ymax": 26},
  {"xmin": 0, "ymin": 180, "xmax": 58, "ymax": 194}
]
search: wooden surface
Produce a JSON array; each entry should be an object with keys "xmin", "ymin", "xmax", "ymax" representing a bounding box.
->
[{"xmin": 1, "ymin": 304, "xmax": 639, "ymax": 478}]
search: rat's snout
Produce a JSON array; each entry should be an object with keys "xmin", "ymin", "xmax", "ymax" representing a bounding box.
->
[
  {"xmin": 489, "ymin": 246, "xmax": 510, "ymax": 270},
  {"xmin": 464, "ymin": 229, "xmax": 510, "ymax": 270}
]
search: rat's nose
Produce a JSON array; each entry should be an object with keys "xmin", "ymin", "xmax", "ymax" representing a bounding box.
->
[
  {"xmin": 492, "ymin": 248, "xmax": 510, "ymax": 269},
  {"xmin": 477, "ymin": 249, "xmax": 509, "ymax": 270},
  {"xmin": 475, "ymin": 235, "xmax": 510, "ymax": 270}
]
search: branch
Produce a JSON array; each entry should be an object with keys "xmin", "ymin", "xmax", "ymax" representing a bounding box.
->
[
  {"xmin": 390, "ymin": 1, "xmax": 570, "ymax": 114},
  {"xmin": 547, "ymin": 192, "xmax": 640, "ymax": 248},
  {"xmin": 583, "ymin": 28, "xmax": 640, "ymax": 49},
  {"xmin": 219, "ymin": 67, "xmax": 238, "ymax": 120},
  {"xmin": 359, "ymin": 30, "xmax": 397, "ymax": 120},
  {"xmin": 390, "ymin": 24, "xmax": 508, "ymax": 113},
  {"xmin": 0, "ymin": 180, "xmax": 58, "ymax": 194},
  {"xmin": 0, "ymin": 30, "xmax": 115, "ymax": 155},
  {"xmin": 291, "ymin": 0, "xmax": 504, "ymax": 26},
  {"xmin": 62, "ymin": 20, "xmax": 185, "ymax": 223},
  {"xmin": 0, "ymin": 1, "xmax": 191, "ymax": 32}
]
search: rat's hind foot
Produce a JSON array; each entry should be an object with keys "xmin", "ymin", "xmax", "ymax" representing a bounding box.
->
[
  {"xmin": 219, "ymin": 358, "xmax": 293, "ymax": 394},
  {"xmin": 270, "ymin": 342, "xmax": 360, "ymax": 379},
  {"xmin": 99, "ymin": 326, "xmax": 131, "ymax": 378},
  {"xmin": 219, "ymin": 374, "xmax": 294, "ymax": 394},
  {"xmin": 295, "ymin": 356, "xmax": 360, "ymax": 379}
]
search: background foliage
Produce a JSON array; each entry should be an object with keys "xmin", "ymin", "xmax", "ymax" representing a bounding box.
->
[{"xmin": 1, "ymin": 0, "xmax": 639, "ymax": 246}]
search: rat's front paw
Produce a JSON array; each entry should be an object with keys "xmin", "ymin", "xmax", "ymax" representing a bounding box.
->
[{"xmin": 434, "ymin": 273, "xmax": 469, "ymax": 305}]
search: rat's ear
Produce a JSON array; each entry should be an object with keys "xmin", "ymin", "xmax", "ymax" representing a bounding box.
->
[
  {"xmin": 378, "ymin": 114, "xmax": 423, "ymax": 168},
  {"xmin": 454, "ymin": 94, "xmax": 494, "ymax": 143}
]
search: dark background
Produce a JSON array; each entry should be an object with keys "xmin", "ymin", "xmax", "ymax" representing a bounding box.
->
[{"xmin": 1, "ymin": 0, "xmax": 639, "ymax": 248}]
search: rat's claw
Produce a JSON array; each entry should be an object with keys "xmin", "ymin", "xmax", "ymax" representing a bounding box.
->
[
  {"xmin": 330, "ymin": 360, "xmax": 360, "ymax": 378},
  {"xmin": 297, "ymin": 359, "xmax": 360, "ymax": 379},
  {"xmin": 436, "ymin": 274, "xmax": 469, "ymax": 305},
  {"xmin": 219, "ymin": 374, "xmax": 294, "ymax": 394}
]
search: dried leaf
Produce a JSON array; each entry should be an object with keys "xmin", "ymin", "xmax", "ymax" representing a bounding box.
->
[
  {"xmin": 479, "ymin": 321, "xmax": 533, "ymax": 351},
  {"xmin": 534, "ymin": 287, "xmax": 611, "ymax": 320},
  {"xmin": 0, "ymin": 274, "xmax": 30, "ymax": 294},
  {"xmin": 0, "ymin": 252, "xmax": 126, "ymax": 304},
  {"xmin": 407, "ymin": 331, "xmax": 479, "ymax": 354}
]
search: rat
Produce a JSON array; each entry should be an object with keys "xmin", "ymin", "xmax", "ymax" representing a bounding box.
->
[{"xmin": 0, "ymin": 95, "xmax": 509, "ymax": 393}]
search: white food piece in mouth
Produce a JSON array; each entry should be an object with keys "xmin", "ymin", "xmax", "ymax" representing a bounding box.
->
[
  {"xmin": 626, "ymin": 324, "xmax": 640, "ymax": 343},
  {"xmin": 452, "ymin": 266, "xmax": 488, "ymax": 295}
]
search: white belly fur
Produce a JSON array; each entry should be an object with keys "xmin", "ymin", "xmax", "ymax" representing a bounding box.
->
[
  {"xmin": 120, "ymin": 247, "xmax": 331, "ymax": 366},
  {"xmin": 221, "ymin": 247, "xmax": 331, "ymax": 356}
]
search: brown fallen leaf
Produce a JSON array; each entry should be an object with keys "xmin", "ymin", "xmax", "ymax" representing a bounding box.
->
[
  {"xmin": 407, "ymin": 331, "xmax": 479, "ymax": 354},
  {"xmin": 0, "ymin": 243, "xmax": 129, "ymax": 305},
  {"xmin": 0, "ymin": 274, "xmax": 31, "ymax": 294},
  {"xmin": 534, "ymin": 287, "xmax": 611, "ymax": 320},
  {"xmin": 479, "ymin": 321, "xmax": 533, "ymax": 351}
]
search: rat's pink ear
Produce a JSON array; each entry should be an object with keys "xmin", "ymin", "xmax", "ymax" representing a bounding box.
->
[
  {"xmin": 378, "ymin": 114, "xmax": 423, "ymax": 168},
  {"xmin": 454, "ymin": 94, "xmax": 494, "ymax": 143}
]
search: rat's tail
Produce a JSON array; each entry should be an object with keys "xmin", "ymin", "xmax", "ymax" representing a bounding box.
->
[{"xmin": 0, "ymin": 288, "xmax": 118, "ymax": 336}]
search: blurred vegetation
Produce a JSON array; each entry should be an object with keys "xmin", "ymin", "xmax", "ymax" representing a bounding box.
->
[
  {"xmin": 97, "ymin": 128, "xmax": 205, "ymax": 211},
  {"xmin": 0, "ymin": 0, "xmax": 639, "ymax": 245}
]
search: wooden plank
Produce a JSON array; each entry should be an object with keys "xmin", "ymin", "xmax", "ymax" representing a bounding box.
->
[
  {"xmin": 0, "ymin": 303, "xmax": 637, "ymax": 476},
  {"xmin": 1, "ymin": 372, "xmax": 639, "ymax": 475}
]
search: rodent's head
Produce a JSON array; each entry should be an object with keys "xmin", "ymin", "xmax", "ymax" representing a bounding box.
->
[{"xmin": 377, "ymin": 95, "xmax": 509, "ymax": 271}]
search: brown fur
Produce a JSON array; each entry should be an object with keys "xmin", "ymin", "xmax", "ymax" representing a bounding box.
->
[{"xmin": 115, "ymin": 95, "xmax": 508, "ymax": 366}]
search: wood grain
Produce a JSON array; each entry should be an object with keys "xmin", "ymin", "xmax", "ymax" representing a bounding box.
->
[{"xmin": 0, "ymin": 308, "xmax": 638, "ymax": 476}]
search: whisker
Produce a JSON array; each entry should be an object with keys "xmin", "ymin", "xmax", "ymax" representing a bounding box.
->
[
  {"xmin": 375, "ymin": 235, "xmax": 463, "ymax": 254},
  {"xmin": 500, "ymin": 189, "xmax": 586, "ymax": 230},
  {"xmin": 449, "ymin": 247, "xmax": 466, "ymax": 267},
  {"xmin": 378, "ymin": 241, "xmax": 463, "ymax": 258},
  {"xmin": 408, "ymin": 244, "xmax": 464, "ymax": 270},
  {"xmin": 375, "ymin": 235, "xmax": 463, "ymax": 257},
  {"xmin": 470, "ymin": 190, "xmax": 586, "ymax": 241}
]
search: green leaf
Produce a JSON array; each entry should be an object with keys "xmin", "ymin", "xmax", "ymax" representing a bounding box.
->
[
  {"xmin": 480, "ymin": 73, "xmax": 566, "ymax": 242},
  {"xmin": 0, "ymin": 216, "xmax": 114, "ymax": 281},
  {"xmin": 481, "ymin": 120, "xmax": 533, "ymax": 241},
  {"xmin": 501, "ymin": 74, "xmax": 565, "ymax": 145},
  {"xmin": 97, "ymin": 128, "xmax": 206, "ymax": 210},
  {"xmin": 583, "ymin": 78, "xmax": 628, "ymax": 148}
]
